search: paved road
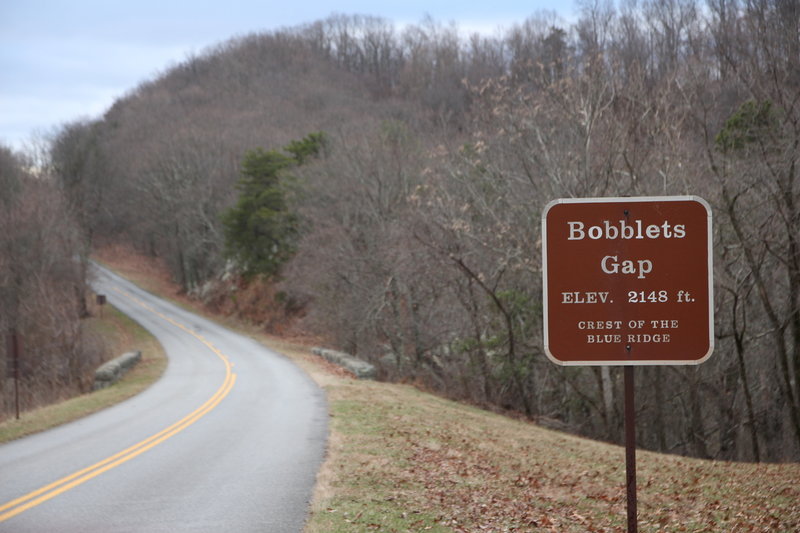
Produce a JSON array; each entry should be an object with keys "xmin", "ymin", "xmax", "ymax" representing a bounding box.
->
[{"xmin": 0, "ymin": 265, "xmax": 328, "ymax": 532}]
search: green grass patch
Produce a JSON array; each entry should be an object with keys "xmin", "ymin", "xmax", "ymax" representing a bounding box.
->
[
  {"xmin": 0, "ymin": 304, "xmax": 166, "ymax": 444},
  {"xmin": 311, "ymin": 497, "xmax": 449, "ymax": 533}
]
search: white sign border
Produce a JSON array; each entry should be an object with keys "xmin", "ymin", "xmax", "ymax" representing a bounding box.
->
[{"xmin": 541, "ymin": 195, "xmax": 714, "ymax": 366}]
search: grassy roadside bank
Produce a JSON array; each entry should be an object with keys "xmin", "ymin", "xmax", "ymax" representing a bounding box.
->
[
  {"xmin": 0, "ymin": 302, "xmax": 166, "ymax": 444},
  {"xmin": 91, "ymin": 247, "xmax": 800, "ymax": 532},
  {"xmin": 287, "ymin": 346, "xmax": 800, "ymax": 532}
]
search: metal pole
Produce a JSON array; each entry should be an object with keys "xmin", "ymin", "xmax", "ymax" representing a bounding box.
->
[
  {"xmin": 624, "ymin": 365, "xmax": 637, "ymax": 533},
  {"xmin": 7, "ymin": 329, "xmax": 21, "ymax": 420}
]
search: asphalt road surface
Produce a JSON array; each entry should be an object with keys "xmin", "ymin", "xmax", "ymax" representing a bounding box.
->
[{"xmin": 0, "ymin": 265, "xmax": 328, "ymax": 532}]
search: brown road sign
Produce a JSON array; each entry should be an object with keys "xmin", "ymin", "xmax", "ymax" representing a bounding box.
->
[{"xmin": 542, "ymin": 196, "xmax": 713, "ymax": 365}]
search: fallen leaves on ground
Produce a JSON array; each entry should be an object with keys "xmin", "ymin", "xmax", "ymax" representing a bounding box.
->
[{"xmin": 310, "ymin": 379, "xmax": 800, "ymax": 533}]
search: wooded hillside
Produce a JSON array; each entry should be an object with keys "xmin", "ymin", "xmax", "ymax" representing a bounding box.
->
[{"xmin": 44, "ymin": 1, "xmax": 800, "ymax": 462}]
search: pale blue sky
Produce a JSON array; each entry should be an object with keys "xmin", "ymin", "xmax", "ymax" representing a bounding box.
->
[{"xmin": 1, "ymin": 1, "xmax": 580, "ymax": 153}]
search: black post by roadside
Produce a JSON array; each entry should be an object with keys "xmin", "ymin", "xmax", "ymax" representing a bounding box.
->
[{"xmin": 624, "ymin": 365, "xmax": 637, "ymax": 533}]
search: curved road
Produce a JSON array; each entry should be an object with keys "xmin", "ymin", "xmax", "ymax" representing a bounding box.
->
[{"xmin": 0, "ymin": 265, "xmax": 328, "ymax": 532}]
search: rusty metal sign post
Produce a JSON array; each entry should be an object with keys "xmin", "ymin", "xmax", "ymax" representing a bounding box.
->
[
  {"xmin": 624, "ymin": 365, "xmax": 636, "ymax": 531},
  {"xmin": 541, "ymin": 196, "xmax": 714, "ymax": 533},
  {"xmin": 6, "ymin": 329, "xmax": 21, "ymax": 420}
]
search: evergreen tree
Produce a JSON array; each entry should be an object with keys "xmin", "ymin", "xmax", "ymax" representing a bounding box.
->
[{"xmin": 221, "ymin": 133, "xmax": 324, "ymax": 277}]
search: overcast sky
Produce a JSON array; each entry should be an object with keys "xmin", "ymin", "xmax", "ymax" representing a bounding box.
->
[{"xmin": 0, "ymin": 1, "xmax": 578, "ymax": 153}]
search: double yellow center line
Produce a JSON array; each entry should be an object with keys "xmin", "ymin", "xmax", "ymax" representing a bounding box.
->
[{"xmin": 0, "ymin": 287, "xmax": 237, "ymax": 523}]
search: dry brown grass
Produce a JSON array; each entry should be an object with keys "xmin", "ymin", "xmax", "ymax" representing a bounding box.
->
[{"xmin": 288, "ymin": 365, "xmax": 800, "ymax": 533}]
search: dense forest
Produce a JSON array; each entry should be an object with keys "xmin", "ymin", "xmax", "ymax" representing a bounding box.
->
[{"xmin": 2, "ymin": 0, "xmax": 799, "ymax": 462}]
